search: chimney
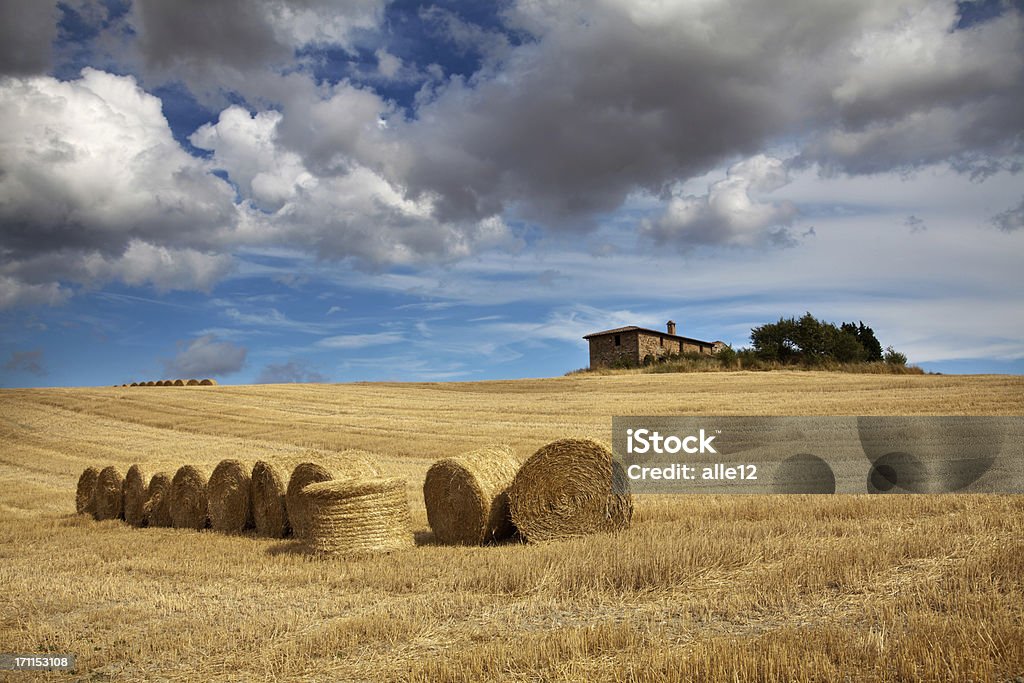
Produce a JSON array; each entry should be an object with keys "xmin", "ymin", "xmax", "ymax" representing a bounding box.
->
[{"xmin": 666, "ymin": 320, "xmax": 676, "ymax": 335}]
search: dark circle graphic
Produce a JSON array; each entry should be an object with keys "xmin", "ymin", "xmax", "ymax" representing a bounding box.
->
[
  {"xmin": 869, "ymin": 464, "xmax": 898, "ymax": 492},
  {"xmin": 772, "ymin": 453, "xmax": 836, "ymax": 494},
  {"xmin": 866, "ymin": 451, "xmax": 928, "ymax": 494},
  {"xmin": 857, "ymin": 417, "xmax": 1004, "ymax": 493}
]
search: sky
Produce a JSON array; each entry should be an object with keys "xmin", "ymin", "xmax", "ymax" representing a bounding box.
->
[{"xmin": 0, "ymin": 0, "xmax": 1022, "ymax": 387}]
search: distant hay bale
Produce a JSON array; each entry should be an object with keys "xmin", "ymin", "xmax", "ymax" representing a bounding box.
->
[
  {"xmin": 199, "ymin": 378, "xmax": 217, "ymax": 386},
  {"xmin": 158, "ymin": 380, "xmax": 171, "ymax": 386},
  {"xmin": 144, "ymin": 381, "xmax": 156, "ymax": 387},
  {"xmin": 172, "ymin": 379, "xmax": 185, "ymax": 387},
  {"xmin": 93, "ymin": 466, "xmax": 125, "ymax": 521},
  {"xmin": 304, "ymin": 478, "xmax": 414, "ymax": 556},
  {"xmin": 144, "ymin": 472, "xmax": 173, "ymax": 527},
  {"xmin": 186, "ymin": 379, "xmax": 200, "ymax": 386},
  {"xmin": 123, "ymin": 464, "xmax": 149, "ymax": 527},
  {"xmin": 169, "ymin": 465, "xmax": 211, "ymax": 530},
  {"xmin": 284, "ymin": 450, "xmax": 382, "ymax": 540},
  {"xmin": 207, "ymin": 459, "xmax": 253, "ymax": 534},
  {"xmin": 130, "ymin": 382, "xmax": 139, "ymax": 387},
  {"xmin": 76, "ymin": 466, "xmax": 99, "ymax": 515},
  {"xmin": 251, "ymin": 461, "xmax": 289, "ymax": 538},
  {"xmin": 508, "ymin": 438, "xmax": 632, "ymax": 542},
  {"xmin": 423, "ymin": 444, "xmax": 521, "ymax": 545}
]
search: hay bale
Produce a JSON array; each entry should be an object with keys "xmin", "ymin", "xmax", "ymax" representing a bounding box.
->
[
  {"xmin": 144, "ymin": 381, "xmax": 156, "ymax": 387},
  {"xmin": 207, "ymin": 459, "xmax": 253, "ymax": 533},
  {"xmin": 169, "ymin": 465, "xmax": 211, "ymax": 530},
  {"xmin": 76, "ymin": 466, "xmax": 100, "ymax": 515},
  {"xmin": 130, "ymin": 382, "xmax": 139, "ymax": 387},
  {"xmin": 251, "ymin": 461, "xmax": 290, "ymax": 538},
  {"xmin": 304, "ymin": 478, "xmax": 414, "ymax": 556},
  {"xmin": 286, "ymin": 463, "xmax": 333, "ymax": 540},
  {"xmin": 93, "ymin": 466, "xmax": 125, "ymax": 521},
  {"xmin": 199, "ymin": 378, "xmax": 217, "ymax": 386},
  {"xmin": 172, "ymin": 379, "xmax": 185, "ymax": 387},
  {"xmin": 186, "ymin": 379, "xmax": 199, "ymax": 386},
  {"xmin": 123, "ymin": 464, "xmax": 149, "ymax": 527},
  {"xmin": 284, "ymin": 450, "xmax": 382, "ymax": 540},
  {"xmin": 423, "ymin": 444, "xmax": 521, "ymax": 545},
  {"xmin": 508, "ymin": 438, "xmax": 632, "ymax": 542},
  {"xmin": 144, "ymin": 472, "xmax": 173, "ymax": 527}
]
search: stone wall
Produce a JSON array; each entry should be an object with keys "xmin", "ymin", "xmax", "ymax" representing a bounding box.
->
[
  {"xmin": 637, "ymin": 332, "xmax": 681, "ymax": 361},
  {"xmin": 589, "ymin": 331, "xmax": 641, "ymax": 367}
]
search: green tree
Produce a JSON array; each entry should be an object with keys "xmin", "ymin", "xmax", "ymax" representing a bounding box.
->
[
  {"xmin": 883, "ymin": 346, "xmax": 907, "ymax": 366},
  {"xmin": 841, "ymin": 321, "xmax": 883, "ymax": 361},
  {"xmin": 750, "ymin": 317, "xmax": 799, "ymax": 362}
]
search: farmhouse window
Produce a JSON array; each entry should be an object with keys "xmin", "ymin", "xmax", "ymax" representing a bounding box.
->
[
  {"xmin": 614, "ymin": 334, "xmax": 621, "ymax": 346},
  {"xmin": 660, "ymin": 337, "xmax": 664, "ymax": 348}
]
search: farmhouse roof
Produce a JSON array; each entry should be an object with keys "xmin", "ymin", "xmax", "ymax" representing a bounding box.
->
[{"xmin": 582, "ymin": 326, "xmax": 715, "ymax": 346}]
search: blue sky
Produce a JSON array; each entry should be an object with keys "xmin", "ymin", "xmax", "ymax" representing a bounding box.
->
[{"xmin": 1, "ymin": 0, "xmax": 1023, "ymax": 387}]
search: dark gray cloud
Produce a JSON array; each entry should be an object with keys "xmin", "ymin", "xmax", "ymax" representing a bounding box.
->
[
  {"xmin": 3, "ymin": 349, "xmax": 47, "ymax": 376},
  {"xmin": 992, "ymin": 196, "xmax": 1024, "ymax": 232},
  {"xmin": 256, "ymin": 360, "xmax": 327, "ymax": 384},
  {"xmin": 0, "ymin": 0, "xmax": 58, "ymax": 75},
  {"xmin": 395, "ymin": 0, "xmax": 1023, "ymax": 235},
  {"xmin": 127, "ymin": 0, "xmax": 387, "ymax": 102},
  {"xmin": 162, "ymin": 335, "xmax": 247, "ymax": 377}
]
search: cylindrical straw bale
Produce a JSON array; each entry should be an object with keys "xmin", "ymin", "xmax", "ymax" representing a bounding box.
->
[
  {"xmin": 207, "ymin": 459, "xmax": 253, "ymax": 533},
  {"xmin": 172, "ymin": 379, "xmax": 185, "ymax": 386},
  {"xmin": 93, "ymin": 466, "xmax": 125, "ymax": 521},
  {"xmin": 423, "ymin": 444, "xmax": 521, "ymax": 545},
  {"xmin": 251, "ymin": 461, "xmax": 289, "ymax": 537},
  {"xmin": 76, "ymin": 466, "xmax": 99, "ymax": 515},
  {"xmin": 144, "ymin": 472, "xmax": 173, "ymax": 527},
  {"xmin": 170, "ymin": 465, "xmax": 211, "ymax": 530},
  {"xmin": 304, "ymin": 478, "xmax": 414, "ymax": 556},
  {"xmin": 186, "ymin": 379, "xmax": 199, "ymax": 386},
  {"xmin": 508, "ymin": 439, "xmax": 632, "ymax": 542},
  {"xmin": 123, "ymin": 464, "xmax": 149, "ymax": 527},
  {"xmin": 199, "ymin": 378, "xmax": 217, "ymax": 386},
  {"xmin": 284, "ymin": 450, "xmax": 382, "ymax": 540}
]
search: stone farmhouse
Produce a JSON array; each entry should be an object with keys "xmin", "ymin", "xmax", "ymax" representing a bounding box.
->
[{"xmin": 583, "ymin": 321, "xmax": 725, "ymax": 368}]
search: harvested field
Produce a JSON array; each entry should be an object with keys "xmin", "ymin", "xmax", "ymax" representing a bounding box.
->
[{"xmin": 0, "ymin": 372, "xmax": 1021, "ymax": 681}]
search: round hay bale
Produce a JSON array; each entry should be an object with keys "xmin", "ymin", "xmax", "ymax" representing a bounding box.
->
[
  {"xmin": 286, "ymin": 463, "xmax": 333, "ymax": 540},
  {"xmin": 199, "ymin": 378, "xmax": 217, "ymax": 386},
  {"xmin": 423, "ymin": 444, "xmax": 522, "ymax": 545},
  {"xmin": 123, "ymin": 464, "xmax": 149, "ymax": 527},
  {"xmin": 93, "ymin": 466, "xmax": 125, "ymax": 521},
  {"xmin": 76, "ymin": 466, "xmax": 100, "ymax": 515},
  {"xmin": 284, "ymin": 451, "xmax": 383, "ymax": 540},
  {"xmin": 144, "ymin": 472, "xmax": 173, "ymax": 527},
  {"xmin": 304, "ymin": 478, "xmax": 414, "ymax": 556},
  {"xmin": 169, "ymin": 465, "xmax": 211, "ymax": 530},
  {"xmin": 207, "ymin": 459, "xmax": 253, "ymax": 534},
  {"xmin": 186, "ymin": 379, "xmax": 200, "ymax": 386},
  {"xmin": 172, "ymin": 379, "xmax": 185, "ymax": 387},
  {"xmin": 508, "ymin": 438, "xmax": 632, "ymax": 542},
  {"xmin": 251, "ymin": 461, "xmax": 290, "ymax": 538},
  {"xmin": 144, "ymin": 381, "xmax": 156, "ymax": 387},
  {"xmin": 130, "ymin": 382, "xmax": 139, "ymax": 387}
]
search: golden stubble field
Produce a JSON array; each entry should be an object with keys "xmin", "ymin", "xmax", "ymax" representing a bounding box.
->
[{"xmin": 1, "ymin": 371, "xmax": 1022, "ymax": 682}]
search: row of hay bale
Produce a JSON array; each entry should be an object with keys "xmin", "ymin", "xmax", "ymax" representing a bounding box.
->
[
  {"xmin": 118, "ymin": 379, "xmax": 217, "ymax": 387},
  {"xmin": 423, "ymin": 438, "xmax": 633, "ymax": 545},
  {"xmin": 74, "ymin": 437, "xmax": 632, "ymax": 558},
  {"xmin": 74, "ymin": 451, "xmax": 413, "ymax": 557}
]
